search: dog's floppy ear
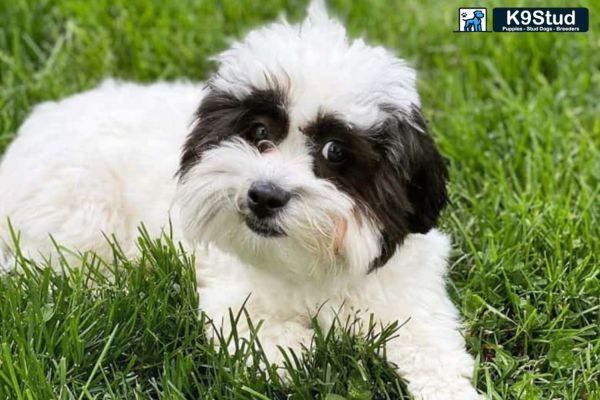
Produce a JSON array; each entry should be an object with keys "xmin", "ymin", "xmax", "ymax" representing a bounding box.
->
[
  {"xmin": 401, "ymin": 106, "xmax": 449, "ymax": 233},
  {"xmin": 376, "ymin": 105, "xmax": 448, "ymax": 236},
  {"xmin": 363, "ymin": 105, "xmax": 449, "ymax": 270}
]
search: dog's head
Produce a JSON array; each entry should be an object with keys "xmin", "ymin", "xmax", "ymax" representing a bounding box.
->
[{"xmin": 176, "ymin": 1, "xmax": 448, "ymax": 279}]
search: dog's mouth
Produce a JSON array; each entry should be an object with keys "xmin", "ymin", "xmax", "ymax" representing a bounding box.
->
[{"xmin": 245, "ymin": 217, "xmax": 285, "ymax": 237}]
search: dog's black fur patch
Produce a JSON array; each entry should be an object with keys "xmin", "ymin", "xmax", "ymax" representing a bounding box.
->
[
  {"xmin": 178, "ymin": 85, "xmax": 289, "ymax": 177},
  {"xmin": 305, "ymin": 105, "xmax": 448, "ymax": 270}
]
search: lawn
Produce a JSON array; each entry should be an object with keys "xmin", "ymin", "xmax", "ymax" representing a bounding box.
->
[{"xmin": 0, "ymin": 0, "xmax": 598, "ymax": 399}]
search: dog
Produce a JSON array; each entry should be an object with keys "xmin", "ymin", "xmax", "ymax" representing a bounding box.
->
[
  {"xmin": 463, "ymin": 10, "xmax": 485, "ymax": 32},
  {"xmin": 0, "ymin": 1, "xmax": 481, "ymax": 398}
]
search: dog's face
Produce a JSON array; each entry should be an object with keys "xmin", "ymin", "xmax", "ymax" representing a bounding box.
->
[{"xmin": 176, "ymin": 2, "xmax": 448, "ymax": 279}]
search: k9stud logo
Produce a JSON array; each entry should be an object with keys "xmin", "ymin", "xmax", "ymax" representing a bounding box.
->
[{"xmin": 493, "ymin": 8, "xmax": 589, "ymax": 32}]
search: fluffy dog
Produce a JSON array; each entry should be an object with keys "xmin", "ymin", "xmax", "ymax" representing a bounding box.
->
[{"xmin": 0, "ymin": 1, "xmax": 480, "ymax": 398}]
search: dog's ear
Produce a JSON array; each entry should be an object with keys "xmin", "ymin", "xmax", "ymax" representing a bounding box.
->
[
  {"xmin": 376, "ymin": 105, "xmax": 448, "ymax": 235},
  {"xmin": 362, "ymin": 106, "xmax": 449, "ymax": 270},
  {"xmin": 401, "ymin": 106, "xmax": 449, "ymax": 233}
]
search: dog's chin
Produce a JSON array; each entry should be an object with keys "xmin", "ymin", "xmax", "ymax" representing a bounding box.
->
[{"xmin": 245, "ymin": 217, "xmax": 285, "ymax": 238}]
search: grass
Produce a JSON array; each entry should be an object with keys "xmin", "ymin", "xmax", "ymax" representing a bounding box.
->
[{"xmin": 0, "ymin": 0, "xmax": 598, "ymax": 398}]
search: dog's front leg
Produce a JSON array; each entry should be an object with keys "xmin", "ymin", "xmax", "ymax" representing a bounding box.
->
[
  {"xmin": 196, "ymin": 255, "xmax": 314, "ymax": 370},
  {"xmin": 317, "ymin": 295, "xmax": 480, "ymax": 399},
  {"xmin": 357, "ymin": 281, "xmax": 482, "ymax": 400},
  {"xmin": 201, "ymin": 293, "xmax": 314, "ymax": 372},
  {"xmin": 384, "ymin": 320, "xmax": 481, "ymax": 400}
]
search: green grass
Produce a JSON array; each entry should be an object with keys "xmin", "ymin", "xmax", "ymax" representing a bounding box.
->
[{"xmin": 0, "ymin": 0, "xmax": 598, "ymax": 399}]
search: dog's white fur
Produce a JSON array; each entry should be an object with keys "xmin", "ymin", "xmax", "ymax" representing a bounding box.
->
[{"xmin": 0, "ymin": 2, "xmax": 480, "ymax": 398}]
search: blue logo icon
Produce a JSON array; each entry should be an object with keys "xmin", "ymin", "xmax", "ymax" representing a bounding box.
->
[{"xmin": 457, "ymin": 8, "xmax": 489, "ymax": 32}]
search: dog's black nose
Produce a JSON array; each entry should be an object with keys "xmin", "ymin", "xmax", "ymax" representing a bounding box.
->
[{"xmin": 247, "ymin": 182, "xmax": 291, "ymax": 219}]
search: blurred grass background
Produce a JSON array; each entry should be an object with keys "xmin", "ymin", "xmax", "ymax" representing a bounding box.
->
[{"xmin": 0, "ymin": 0, "xmax": 598, "ymax": 399}]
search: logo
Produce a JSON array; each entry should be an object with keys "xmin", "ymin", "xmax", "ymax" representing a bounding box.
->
[
  {"xmin": 493, "ymin": 8, "xmax": 589, "ymax": 32},
  {"xmin": 457, "ymin": 8, "xmax": 489, "ymax": 32}
]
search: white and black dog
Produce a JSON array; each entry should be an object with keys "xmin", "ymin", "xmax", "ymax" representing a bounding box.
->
[{"xmin": 0, "ymin": 2, "xmax": 480, "ymax": 398}]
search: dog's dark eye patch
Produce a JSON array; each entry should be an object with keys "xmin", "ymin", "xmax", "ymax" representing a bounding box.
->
[
  {"xmin": 304, "ymin": 113, "xmax": 381, "ymax": 188},
  {"xmin": 178, "ymin": 86, "xmax": 289, "ymax": 176},
  {"xmin": 304, "ymin": 107, "xmax": 448, "ymax": 272}
]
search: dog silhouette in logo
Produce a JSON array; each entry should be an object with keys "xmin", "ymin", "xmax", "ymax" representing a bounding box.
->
[{"xmin": 463, "ymin": 10, "xmax": 485, "ymax": 31}]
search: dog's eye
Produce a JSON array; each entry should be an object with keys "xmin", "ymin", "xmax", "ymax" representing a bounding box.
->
[
  {"xmin": 322, "ymin": 141, "xmax": 346, "ymax": 164},
  {"xmin": 250, "ymin": 123, "xmax": 269, "ymax": 142}
]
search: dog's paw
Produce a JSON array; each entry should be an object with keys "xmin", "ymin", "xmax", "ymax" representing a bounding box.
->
[
  {"xmin": 234, "ymin": 320, "xmax": 314, "ymax": 383},
  {"xmin": 386, "ymin": 344, "xmax": 480, "ymax": 400},
  {"xmin": 409, "ymin": 381, "xmax": 482, "ymax": 400},
  {"xmin": 257, "ymin": 320, "xmax": 314, "ymax": 367}
]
